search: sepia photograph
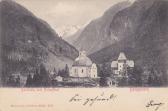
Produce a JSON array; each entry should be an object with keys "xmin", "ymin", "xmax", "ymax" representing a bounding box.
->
[
  {"xmin": 1, "ymin": 0, "xmax": 168, "ymax": 111},
  {"xmin": 1, "ymin": 0, "xmax": 168, "ymax": 88}
]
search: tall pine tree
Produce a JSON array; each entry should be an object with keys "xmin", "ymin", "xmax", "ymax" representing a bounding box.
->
[
  {"xmin": 64, "ymin": 64, "xmax": 69, "ymax": 77},
  {"xmin": 25, "ymin": 74, "xmax": 33, "ymax": 87},
  {"xmin": 39, "ymin": 64, "xmax": 51, "ymax": 87}
]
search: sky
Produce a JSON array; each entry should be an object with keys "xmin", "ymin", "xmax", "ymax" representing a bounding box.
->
[{"xmin": 14, "ymin": 0, "xmax": 135, "ymax": 36}]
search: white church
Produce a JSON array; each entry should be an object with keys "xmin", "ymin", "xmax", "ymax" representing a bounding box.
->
[
  {"xmin": 70, "ymin": 51, "xmax": 98, "ymax": 78},
  {"xmin": 111, "ymin": 52, "xmax": 134, "ymax": 77}
]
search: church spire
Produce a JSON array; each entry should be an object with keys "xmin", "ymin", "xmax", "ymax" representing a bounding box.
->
[
  {"xmin": 118, "ymin": 52, "xmax": 127, "ymax": 60},
  {"xmin": 79, "ymin": 50, "xmax": 86, "ymax": 57}
]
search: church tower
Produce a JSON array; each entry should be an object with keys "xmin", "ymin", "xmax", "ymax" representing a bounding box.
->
[{"xmin": 117, "ymin": 52, "xmax": 127, "ymax": 75}]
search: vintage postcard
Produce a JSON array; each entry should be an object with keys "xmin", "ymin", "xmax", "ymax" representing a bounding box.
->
[{"xmin": 0, "ymin": 0, "xmax": 168, "ymax": 111}]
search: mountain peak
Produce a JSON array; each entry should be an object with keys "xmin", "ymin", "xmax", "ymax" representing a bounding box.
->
[
  {"xmin": 57, "ymin": 25, "xmax": 81, "ymax": 38},
  {"xmin": 71, "ymin": 1, "xmax": 131, "ymax": 55},
  {"xmin": 0, "ymin": 0, "xmax": 35, "ymax": 16},
  {"xmin": 1, "ymin": 0, "xmax": 78, "ymax": 85},
  {"xmin": 90, "ymin": 0, "xmax": 168, "ymax": 85}
]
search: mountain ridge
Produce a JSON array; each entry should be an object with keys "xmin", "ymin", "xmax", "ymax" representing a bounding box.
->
[
  {"xmin": 0, "ymin": 0, "xmax": 78, "ymax": 85},
  {"xmin": 72, "ymin": 1, "xmax": 131, "ymax": 55},
  {"xmin": 90, "ymin": 0, "xmax": 168, "ymax": 85}
]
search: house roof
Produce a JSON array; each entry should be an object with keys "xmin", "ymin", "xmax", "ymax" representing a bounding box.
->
[
  {"xmin": 127, "ymin": 60, "xmax": 134, "ymax": 67},
  {"xmin": 118, "ymin": 52, "xmax": 127, "ymax": 60},
  {"xmin": 111, "ymin": 61, "xmax": 118, "ymax": 68},
  {"xmin": 111, "ymin": 60, "xmax": 134, "ymax": 68}
]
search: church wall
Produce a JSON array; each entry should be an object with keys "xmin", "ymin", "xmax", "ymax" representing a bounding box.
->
[
  {"xmin": 70, "ymin": 66, "xmax": 78, "ymax": 77},
  {"xmin": 90, "ymin": 64, "xmax": 98, "ymax": 78},
  {"xmin": 90, "ymin": 68, "xmax": 97, "ymax": 78},
  {"xmin": 70, "ymin": 66, "xmax": 88, "ymax": 77},
  {"xmin": 77, "ymin": 66, "xmax": 87, "ymax": 77}
]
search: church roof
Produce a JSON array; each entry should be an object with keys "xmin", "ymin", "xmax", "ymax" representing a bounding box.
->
[
  {"xmin": 73, "ymin": 51, "xmax": 93, "ymax": 67},
  {"xmin": 118, "ymin": 52, "xmax": 127, "ymax": 60}
]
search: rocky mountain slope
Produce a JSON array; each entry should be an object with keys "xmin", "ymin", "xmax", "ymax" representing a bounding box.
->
[
  {"xmin": 72, "ymin": 1, "xmax": 131, "ymax": 55},
  {"xmin": 0, "ymin": 0, "xmax": 78, "ymax": 84},
  {"xmin": 65, "ymin": 28, "xmax": 83, "ymax": 45},
  {"xmin": 57, "ymin": 25, "xmax": 80, "ymax": 39},
  {"xmin": 90, "ymin": 0, "xmax": 168, "ymax": 85}
]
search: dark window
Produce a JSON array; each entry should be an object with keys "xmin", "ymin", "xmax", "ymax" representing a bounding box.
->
[
  {"xmin": 75, "ymin": 69, "xmax": 77, "ymax": 73},
  {"xmin": 59, "ymin": 47, "xmax": 62, "ymax": 53},
  {"xmin": 112, "ymin": 81, "xmax": 115, "ymax": 85}
]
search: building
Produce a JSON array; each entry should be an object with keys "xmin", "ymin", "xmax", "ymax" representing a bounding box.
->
[
  {"xmin": 10, "ymin": 73, "xmax": 27, "ymax": 86},
  {"xmin": 70, "ymin": 51, "xmax": 98, "ymax": 78},
  {"xmin": 106, "ymin": 77, "xmax": 117, "ymax": 87},
  {"xmin": 111, "ymin": 52, "xmax": 134, "ymax": 77},
  {"xmin": 54, "ymin": 76, "xmax": 63, "ymax": 82}
]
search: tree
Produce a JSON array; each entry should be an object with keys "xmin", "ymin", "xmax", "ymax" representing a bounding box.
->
[
  {"xmin": 148, "ymin": 68, "xmax": 163, "ymax": 86},
  {"xmin": 64, "ymin": 64, "xmax": 69, "ymax": 77},
  {"xmin": 58, "ymin": 69, "xmax": 61, "ymax": 76},
  {"xmin": 25, "ymin": 74, "xmax": 33, "ymax": 87},
  {"xmin": 39, "ymin": 64, "xmax": 51, "ymax": 87},
  {"xmin": 7, "ymin": 75, "xmax": 15, "ymax": 86},
  {"xmin": 40, "ymin": 64, "xmax": 47, "ymax": 77},
  {"xmin": 55, "ymin": 65, "xmax": 69, "ymax": 78},
  {"xmin": 30, "ymin": 64, "xmax": 51, "ymax": 87},
  {"xmin": 99, "ymin": 63, "xmax": 111, "ymax": 77},
  {"xmin": 128, "ymin": 66, "xmax": 143, "ymax": 86},
  {"xmin": 53, "ymin": 68, "xmax": 57, "ymax": 75},
  {"xmin": 99, "ymin": 76, "xmax": 107, "ymax": 86},
  {"xmin": 31, "ymin": 67, "xmax": 42, "ymax": 87},
  {"xmin": 60, "ymin": 69, "xmax": 65, "ymax": 77},
  {"xmin": 15, "ymin": 75, "xmax": 20, "ymax": 86},
  {"xmin": 32, "ymin": 73, "xmax": 41, "ymax": 87},
  {"xmin": 98, "ymin": 63, "xmax": 111, "ymax": 87}
]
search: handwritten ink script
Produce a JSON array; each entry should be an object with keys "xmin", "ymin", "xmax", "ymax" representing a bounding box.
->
[
  {"xmin": 146, "ymin": 100, "xmax": 164, "ymax": 111},
  {"xmin": 69, "ymin": 92, "xmax": 117, "ymax": 106}
]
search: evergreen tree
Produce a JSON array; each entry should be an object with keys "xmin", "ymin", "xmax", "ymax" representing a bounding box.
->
[
  {"xmin": 64, "ymin": 64, "xmax": 69, "ymax": 77},
  {"xmin": 148, "ymin": 68, "xmax": 163, "ymax": 86},
  {"xmin": 31, "ymin": 68, "xmax": 42, "ymax": 86},
  {"xmin": 32, "ymin": 73, "xmax": 41, "ymax": 87},
  {"xmin": 53, "ymin": 68, "xmax": 57, "ymax": 75},
  {"xmin": 99, "ymin": 76, "xmax": 107, "ymax": 86},
  {"xmin": 40, "ymin": 64, "xmax": 47, "ymax": 77},
  {"xmin": 7, "ymin": 75, "xmax": 15, "ymax": 86},
  {"xmin": 16, "ymin": 75, "xmax": 20, "ymax": 86},
  {"xmin": 39, "ymin": 64, "xmax": 51, "ymax": 87},
  {"xmin": 148, "ymin": 74, "xmax": 153, "ymax": 86},
  {"xmin": 128, "ymin": 66, "xmax": 143, "ymax": 86},
  {"xmin": 58, "ymin": 69, "xmax": 66, "ymax": 77},
  {"xmin": 60, "ymin": 69, "xmax": 65, "ymax": 77},
  {"xmin": 101, "ymin": 63, "xmax": 111, "ymax": 77},
  {"xmin": 58, "ymin": 69, "xmax": 61, "ymax": 76},
  {"xmin": 26, "ymin": 74, "xmax": 33, "ymax": 87},
  {"xmin": 99, "ymin": 63, "xmax": 111, "ymax": 87}
]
